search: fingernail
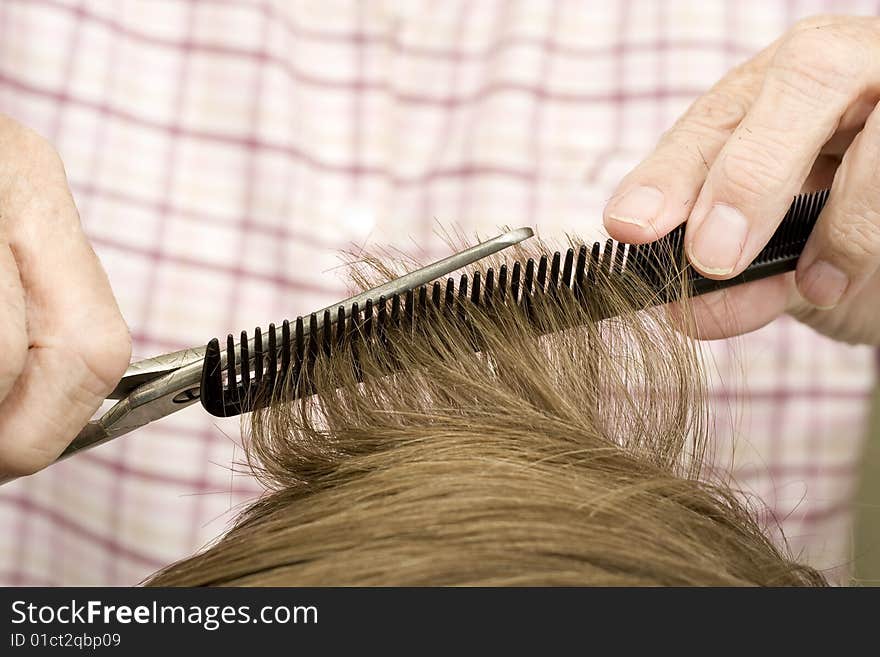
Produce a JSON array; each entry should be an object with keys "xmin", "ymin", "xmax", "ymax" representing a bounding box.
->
[
  {"xmin": 799, "ymin": 260, "xmax": 848, "ymax": 309},
  {"xmin": 607, "ymin": 186, "xmax": 665, "ymax": 228},
  {"xmin": 688, "ymin": 204, "xmax": 748, "ymax": 275}
]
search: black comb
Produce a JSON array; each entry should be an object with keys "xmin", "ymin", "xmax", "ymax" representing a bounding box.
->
[{"xmin": 200, "ymin": 189, "xmax": 829, "ymax": 417}]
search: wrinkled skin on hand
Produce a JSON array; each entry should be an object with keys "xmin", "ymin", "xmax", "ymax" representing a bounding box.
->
[
  {"xmin": 603, "ymin": 15, "xmax": 880, "ymax": 346},
  {"xmin": 0, "ymin": 115, "xmax": 130, "ymax": 476}
]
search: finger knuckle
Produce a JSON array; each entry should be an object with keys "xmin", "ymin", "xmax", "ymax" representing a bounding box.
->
[
  {"xmin": 771, "ymin": 26, "xmax": 863, "ymax": 100},
  {"xmin": 1, "ymin": 122, "xmax": 70, "ymax": 206},
  {"xmin": 719, "ymin": 143, "xmax": 790, "ymax": 200},
  {"xmin": 71, "ymin": 318, "xmax": 132, "ymax": 399},
  {"xmin": 681, "ymin": 86, "xmax": 752, "ymax": 135},
  {"xmin": 824, "ymin": 206, "xmax": 880, "ymax": 260},
  {"xmin": 15, "ymin": 126, "xmax": 65, "ymax": 174}
]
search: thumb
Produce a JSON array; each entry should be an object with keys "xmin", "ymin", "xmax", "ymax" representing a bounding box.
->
[{"xmin": 795, "ymin": 103, "xmax": 880, "ymax": 309}]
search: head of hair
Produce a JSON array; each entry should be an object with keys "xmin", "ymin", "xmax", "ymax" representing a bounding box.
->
[{"xmin": 147, "ymin": 237, "xmax": 826, "ymax": 586}]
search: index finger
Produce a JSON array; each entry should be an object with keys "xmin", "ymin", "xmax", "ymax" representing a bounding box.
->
[{"xmin": 603, "ymin": 42, "xmax": 778, "ymax": 244}]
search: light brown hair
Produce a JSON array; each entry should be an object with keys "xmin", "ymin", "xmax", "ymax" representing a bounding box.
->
[{"xmin": 147, "ymin": 238, "xmax": 826, "ymax": 586}]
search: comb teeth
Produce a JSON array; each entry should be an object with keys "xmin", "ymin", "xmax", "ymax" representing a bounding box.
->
[{"xmin": 200, "ymin": 189, "xmax": 829, "ymax": 417}]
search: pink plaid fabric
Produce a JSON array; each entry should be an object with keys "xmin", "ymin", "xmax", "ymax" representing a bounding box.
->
[{"xmin": 0, "ymin": 0, "xmax": 876, "ymax": 586}]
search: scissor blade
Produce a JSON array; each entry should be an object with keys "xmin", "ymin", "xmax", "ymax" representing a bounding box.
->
[
  {"xmin": 107, "ymin": 346, "xmax": 208, "ymax": 399},
  {"xmin": 307, "ymin": 226, "xmax": 535, "ymax": 331}
]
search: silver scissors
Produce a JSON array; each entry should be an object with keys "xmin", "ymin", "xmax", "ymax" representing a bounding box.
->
[{"xmin": 0, "ymin": 227, "xmax": 533, "ymax": 485}]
